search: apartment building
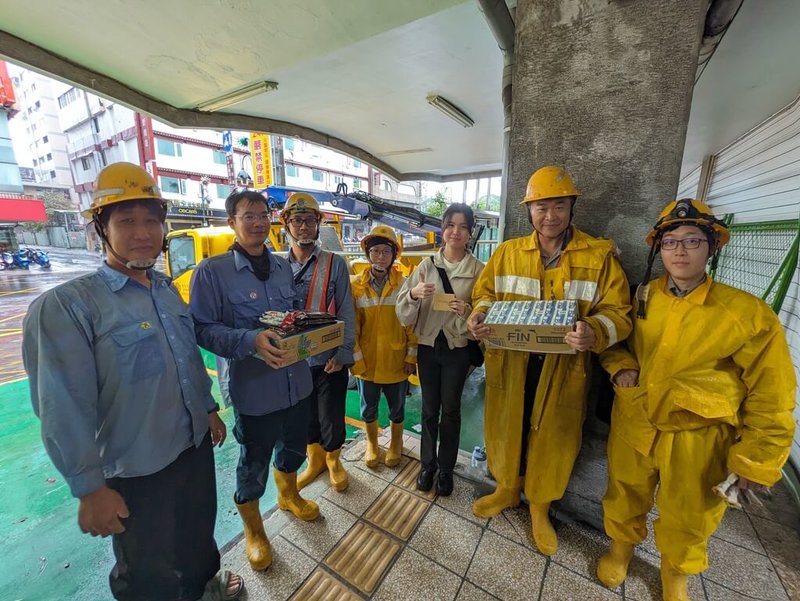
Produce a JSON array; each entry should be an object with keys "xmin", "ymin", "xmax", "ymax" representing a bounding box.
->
[
  {"xmin": 9, "ymin": 67, "xmax": 427, "ymax": 236},
  {"xmin": 7, "ymin": 66, "xmax": 75, "ymax": 201}
]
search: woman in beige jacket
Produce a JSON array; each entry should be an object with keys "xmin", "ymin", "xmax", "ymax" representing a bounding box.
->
[{"xmin": 396, "ymin": 204, "xmax": 484, "ymax": 495}]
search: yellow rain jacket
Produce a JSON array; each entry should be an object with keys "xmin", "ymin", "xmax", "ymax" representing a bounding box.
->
[
  {"xmin": 472, "ymin": 227, "xmax": 632, "ymax": 503},
  {"xmin": 351, "ymin": 267, "xmax": 417, "ymax": 384},
  {"xmin": 599, "ymin": 275, "xmax": 796, "ymax": 572}
]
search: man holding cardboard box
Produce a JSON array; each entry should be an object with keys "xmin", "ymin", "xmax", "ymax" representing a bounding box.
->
[
  {"xmin": 281, "ymin": 193, "xmax": 356, "ymax": 493},
  {"xmin": 467, "ymin": 166, "xmax": 631, "ymax": 556},
  {"xmin": 191, "ymin": 190, "xmax": 320, "ymax": 573}
]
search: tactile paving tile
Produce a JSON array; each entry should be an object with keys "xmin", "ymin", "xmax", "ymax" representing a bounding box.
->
[
  {"xmin": 290, "ymin": 568, "xmax": 362, "ymax": 601},
  {"xmin": 393, "ymin": 459, "xmax": 437, "ymax": 500},
  {"xmin": 325, "ymin": 522, "xmax": 401, "ymax": 595},
  {"xmin": 364, "ymin": 485, "xmax": 431, "ymax": 540}
]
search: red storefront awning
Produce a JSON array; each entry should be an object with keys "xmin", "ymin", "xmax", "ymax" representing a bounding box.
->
[{"xmin": 0, "ymin": 197, "xmax": 47, "ymax": 222}]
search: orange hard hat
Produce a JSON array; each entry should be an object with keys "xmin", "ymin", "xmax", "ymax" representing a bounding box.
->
[
  {"xmin": 521, "ymin": 166, "xmax": 580, "ymax": 204},
  {"xmin": 360, "ymin": 225, "xmax": 401, "ymax": 257},
  {"xmin": 646, "ymin": 198, "xmax": 730, "ymax": 248},
  {"xmin": 83, "ymin": 162, "xmax": 165, "ymax": 219}
]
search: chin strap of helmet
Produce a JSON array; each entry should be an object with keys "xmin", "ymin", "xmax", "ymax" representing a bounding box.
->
[
  {"xmin": 289, "ymin": 234, "xmax": 317, "ymax": 246},
  {"xmin": 636, "ymin": 238, "xmax": 661, "ymax": 320},
  {"xmin": 370, "ymin": 254, "xmax": 397, "ymax": 274}
]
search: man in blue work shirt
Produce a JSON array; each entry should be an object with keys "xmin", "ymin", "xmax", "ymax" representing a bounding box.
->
[
  {"xmin": 22, "ymin": 162, "xmax": 242, "ymax": 601},
  {"xmin": 190, "ymin": 190, "xmax": 320, "ymax": 574},
  {"xmin": 280, "ymin": 193, "xmax": 356, "ymax": 493}
]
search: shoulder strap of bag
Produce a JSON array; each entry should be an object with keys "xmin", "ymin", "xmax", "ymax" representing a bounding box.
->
[
  {"xmin": 431, "ymin": 257, "xmax": 454, "ymax": 294},
  {"xmin": 294, "ymin": 254, "xmax": 317, "ymax": 286}
]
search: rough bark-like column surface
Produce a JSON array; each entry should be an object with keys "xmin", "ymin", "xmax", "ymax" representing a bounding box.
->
[{"xmin": 506, "ymin": 0, "xmax": 706, "ymax": 278}]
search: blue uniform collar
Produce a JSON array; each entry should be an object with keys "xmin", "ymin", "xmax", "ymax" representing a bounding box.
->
[
  {"xmin": 233, "ymin": 247, "xmax": 276, "ymax": 273},
  {"xmin": 98, "ymin": 262, "xmax": 169, "ymax": 292}
]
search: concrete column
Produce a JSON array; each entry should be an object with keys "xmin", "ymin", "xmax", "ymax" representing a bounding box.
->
[{"xmin": 504, "ymin": 0, "xmax": 707, "ymax": 279}]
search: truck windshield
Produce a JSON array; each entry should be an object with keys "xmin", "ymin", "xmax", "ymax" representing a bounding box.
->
[{"xmin": 167, "ymin": 235, "xmax": 196, "ymax": 280}]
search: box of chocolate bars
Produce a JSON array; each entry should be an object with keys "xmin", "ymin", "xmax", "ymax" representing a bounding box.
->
[
  {"xmin": 258, "ymin": 311, "xmax": 345, "ymax": 365},
  {"xmin": 483, "ymin": 300, "xmax": 578, "ymax": 354},
  {"xmin": 274, "ymin": 321, "xmax": 345, "ymax": 365}
]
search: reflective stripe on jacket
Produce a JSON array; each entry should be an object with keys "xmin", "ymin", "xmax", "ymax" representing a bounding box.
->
[{"xmin": 305, "ymin": 250, "xmax": 336, "ymax": 314}]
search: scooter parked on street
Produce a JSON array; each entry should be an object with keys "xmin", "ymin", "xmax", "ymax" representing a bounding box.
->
[
  {"xmin": 0, "ymin": 250, "xmax": 30, "ymax": 270},
  {"xmin": 0, "ymin": 251, "xmax": 14, "ymax": 270},
  {"xmin": 12, "ymin": 249, "xmax": 31, "ymax": 269},
  {"xmin": 24, "ymin": 247, "xmax": 51, "ymax": 268}
]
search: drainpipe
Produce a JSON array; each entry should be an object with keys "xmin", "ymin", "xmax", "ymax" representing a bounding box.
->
[{"xmin": 476, "ymin": 0, "xmax": 515, "ymax": 241}]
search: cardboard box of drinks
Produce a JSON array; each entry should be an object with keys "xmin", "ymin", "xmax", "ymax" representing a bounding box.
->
[
  {"xmin": 483, "ymin": 300, "xmax": 578, "ymax": 354},
  {"xmin": 259, "ymin": 321, "xmax": 345, "ymax": 366}
]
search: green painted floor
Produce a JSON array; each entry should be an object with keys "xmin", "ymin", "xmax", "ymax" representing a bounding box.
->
[{"xmin": 0, "ymin": 361, "xmax": 485, "ymax": 601}]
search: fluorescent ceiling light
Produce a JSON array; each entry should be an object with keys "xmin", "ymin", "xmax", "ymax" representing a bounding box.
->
[
  {"xmin": 426, "ymin": 94, "xmax": 474, "ymax": 128},
  {"xmin": 196, "ymin": 81, "xmax": 278, "ymax": 112}
]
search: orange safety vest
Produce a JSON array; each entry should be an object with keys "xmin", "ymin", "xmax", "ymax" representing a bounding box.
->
[{"xmin": 305, "ymin": 250, "xmax": 337, "ymax": 314}]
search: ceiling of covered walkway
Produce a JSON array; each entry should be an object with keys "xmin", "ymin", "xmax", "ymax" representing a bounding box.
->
[{"xmin": 0, "ymin": 0, "xmax": 798, "ymax": 182}]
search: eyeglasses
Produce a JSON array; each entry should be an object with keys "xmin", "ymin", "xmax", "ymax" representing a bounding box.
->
[
  {"xmin": 368, "ymin": 248, "xmax": 393, "ymax": 257},
  {"xmin": 661, "ymin": 238, "xmax": 707, "ymax": 250},
  {"xmin": 287, "ymin": 217, "xmax": 319, "ymax": 227},
  {"xmin": 234, "ymin": 213, "xmax": 270, "ymax": 225}
]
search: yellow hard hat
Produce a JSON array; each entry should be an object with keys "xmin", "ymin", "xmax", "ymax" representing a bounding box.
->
[
  {"xmin": 280, "ymin": 192, "xmax": 321, "ymax": 223},
  {"xmin": 82, "ymin": 162, "xmax": 164, "ymax": 219},
  {"xmin": 361, "ymin": 225, "xmax": 401, "ymax": 257},
  {"xmin": 646, "ymin": 198, "xmax": 730, "ymax": 248},
  {"xmin": 521, "ymin": 166, "xmax": 580, "ymax": 204}
]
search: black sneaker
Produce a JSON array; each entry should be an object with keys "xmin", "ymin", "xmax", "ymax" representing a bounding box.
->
[
  {"xmin": 416, "ymin": 467, "xmax": 436, "ymax": 492},
  {"xmin": 436, "ymin": 472, "xmax": 454, "ymax": 496}
]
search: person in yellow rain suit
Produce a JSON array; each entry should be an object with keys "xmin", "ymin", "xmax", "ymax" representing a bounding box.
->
[
  {"xmin": 467, "ymin": 165, "xmax": 632, "ymax": 555},
  {"xmin": 596, "ymin": 199, "xmax": 796, "ymax": 601},
  {"xmin": 350, "ymin": 226, "xmax": 417, "ymax": 469}
]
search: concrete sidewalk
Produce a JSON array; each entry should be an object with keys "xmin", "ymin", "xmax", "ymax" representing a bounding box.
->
[{"xmin": 219, "ymin": 433, "xmax": 800, "ymax": 600}]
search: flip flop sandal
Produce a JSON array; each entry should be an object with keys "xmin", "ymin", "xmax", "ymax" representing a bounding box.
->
[{"xmin": 201, "ymin": 570, "xmax": 244, "ymax": 601}]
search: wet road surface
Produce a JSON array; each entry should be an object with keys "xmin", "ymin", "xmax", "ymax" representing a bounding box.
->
[{"xmin": 0, "ymin": 248, "xmax": 103, "ymax": 384}]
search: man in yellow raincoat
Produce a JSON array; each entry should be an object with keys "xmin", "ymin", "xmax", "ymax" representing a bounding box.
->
[
  {"xmin": 350, "ymin": 226, "xmax": 417, "ymax": 468},
  {"xmin": 467, "ymin": 165, "xmax": 632, "ymax": 555},
  {"xmin": 597, "ymin": 199, "xmax": 796, "ymax": 601}
]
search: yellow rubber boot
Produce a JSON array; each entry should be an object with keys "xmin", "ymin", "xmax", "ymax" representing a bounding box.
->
[
  {"xmin": 596, "ymin": 541, "xmax": 634, "ymax": 588},
  {"xmin": 235, "ymin": 499, "xmax": 273, "ymax": 571},
  {"xmin": 385, "ymin": 421, "xmax": 405, "ymax": 467},
  {"xmin": 326, "ymin": 448, "xmax": 349, "ymax": 491},
  {"xmin": 660, "ymin": 557, "xmax": 689, "ymax": 601},
  {"xmin": 273, "ymin": 469, "xmax": 320, "ymax": 521},
  {"xmin": 472, "ymin": 486, "xmax": 521, "ymax": 518},
  {"xmin": 297, "ymin": 443, "xmax": 326, "ymax": 490},
  {"xmin": 364, "ymin": 421, "xmax": 380, "ymax": 468},
  {"xmin": 530, "ymin": 502, "xmax": 558, "ymax": 556}
]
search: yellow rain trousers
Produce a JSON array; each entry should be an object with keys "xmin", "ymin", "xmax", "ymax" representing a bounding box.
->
[
  {"xmin": 350, "ymin": 267, "xmax": 417, "ymax": 383},
  {"xmin": 600, "ymin": 275, "xmax": 796, "ymax": 574},
  {"xmin": 472, "ymin": 228, "xmax": 632, "ymax": 502}
]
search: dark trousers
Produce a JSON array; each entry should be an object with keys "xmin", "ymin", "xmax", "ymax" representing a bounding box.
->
[
  {"xmin": 306, "ymin": 366, "xmax": 348, "ymax": 452},
  {"xmin": 417, "ymin": 333, "xmax": 471, "ymax": 474},
  {"xmin": 107, "ymin": 433, "xmax": 219, "ymax": 601},
  {"xmin": 521, "ymin": 353, "xmax": 545, "ymax": 475},
  {"xmin": 234, "ymin": 395, "xmax": 310, "ymax": 503},
  {"xmin": 358, "ymin": 379, "xmax": 408, "ymax": 423}
]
